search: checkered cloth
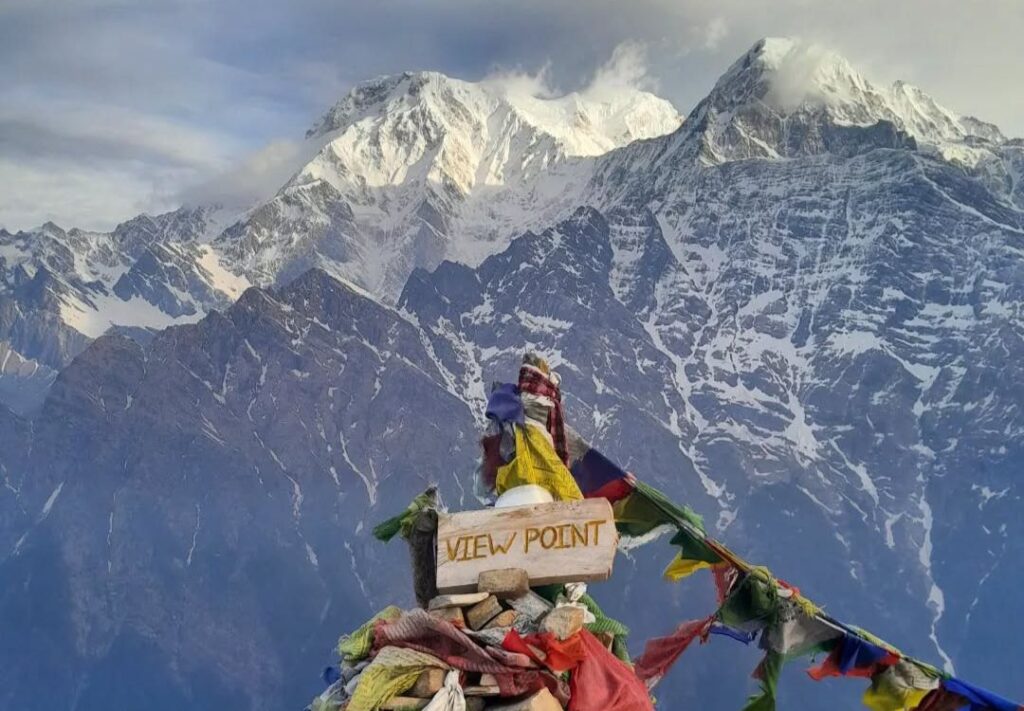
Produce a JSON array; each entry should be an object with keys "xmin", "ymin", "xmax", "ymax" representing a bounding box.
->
[{"xmin": 518, "ymin": 365, "xmax": 568, "ymax": 465}]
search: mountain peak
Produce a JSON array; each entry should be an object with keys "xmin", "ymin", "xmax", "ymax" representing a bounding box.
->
[
  {"xmin": 305, "ymin": 71, "xmax": 456, "ymax": 139},
  {"xmin": 713, "ymin": 37, "xmax": 880, "ymax": 115},
  {"xmin": 306, "ymin": 68, "xmax": 681, "ymax": 155},
  {"xmin": 222, "ymin": 66, "xmax": 682, "ymax": 299},
  {"xmin": 685, "ymin": 37, "xmax": 1005, "ymax": 164}
]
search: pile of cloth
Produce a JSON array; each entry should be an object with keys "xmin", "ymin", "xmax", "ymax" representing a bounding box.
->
[{"xmin": 308, "ymin": 582, "xmax": 651, "ymax": 711}]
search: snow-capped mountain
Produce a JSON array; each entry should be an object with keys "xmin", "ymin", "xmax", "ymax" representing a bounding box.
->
[
  {"xmin": 0, "ymin": 73, "xmax": 680, "ymax": 412},
  {"xmin": 668, "ymin": 37, "xmax": 1007, "ymax": 164},
  {"xmin": 216, "ymin": 71, "xmax": 681, "ymax": 295},
  {"xmin": 1, "ymin": 37, "xmax": 1022, "ymax": 711}
]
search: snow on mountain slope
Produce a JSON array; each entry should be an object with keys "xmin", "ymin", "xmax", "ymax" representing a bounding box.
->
[
  {"xmin": 578, "ymin": 41, "xmax": 1024, "ymax": 686},
  {"xmin": 0, "ymin": 207, "xmax": 250, "ymax": 411},
  {"xmin": 216, "ymin": 71, "xmax": 682, "ymax": 296},
  {"xmin": 0, "ymin": 73, "xmax": 679, "ymax": 411}
]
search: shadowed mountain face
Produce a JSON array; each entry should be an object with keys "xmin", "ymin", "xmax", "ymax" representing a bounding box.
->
[
  {"xmin": 0, "ymin": 270, "xmax": 481, "ymax": 710},
  {"xmin": 1, "ymin": 38, "xmax": 1023, "ymax": 711}
]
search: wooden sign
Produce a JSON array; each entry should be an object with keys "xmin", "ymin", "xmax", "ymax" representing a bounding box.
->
[{"xmin": 435, "ymin": 498, "xmax": 617, "ymax": 593}]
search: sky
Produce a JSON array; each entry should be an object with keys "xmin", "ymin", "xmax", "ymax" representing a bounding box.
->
[{"xmin": 1, "ymin": 0, "xmax": 1022, "ymax": 232}]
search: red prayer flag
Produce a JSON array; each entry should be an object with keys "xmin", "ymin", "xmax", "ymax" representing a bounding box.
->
[{"xmin": 633, "ymin": 615, "xmax": 715, "ymax": 687}]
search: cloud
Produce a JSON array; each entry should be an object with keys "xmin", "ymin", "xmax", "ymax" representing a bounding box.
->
[
  {"xmin": 703, "ymin": 18, "xmax": 729, "ymax": 50},
  {"xmin": 0, "ymin": 100, "xmax": 233, "ymax": 170},
  {"xmin": 0, "ymin": 157, "xmax": 196, "ymax": 233},
  {"xmin": 482, "ymin": 41, "xmax": 652, "ymax": 103},
  {"xmin": 760, "ymin": 41, "xmax": 845, "ymax": 112},
  {"xmin": 583, "ymin": 42, "xmax": 655, "ymax": 98},
  {"xmin": 176, "ymin": 139, "xmax": 314, "ymax": 210},
  {"xmin": 482, "ymin": 64, "xmax": 558, "ymax": 101}
]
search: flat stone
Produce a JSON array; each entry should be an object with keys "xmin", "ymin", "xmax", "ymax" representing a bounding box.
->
[
  {"xmin": 380, "ymin": 696, "xmax": 429, "ymax": 710},
  {"xmin": 507, "ymin": 590, "xmax": 553, "ymax": 622},
  {"xmin": 463, "ymin": 685, "xmax": 501, "ymax": 697},
  {"xmin": 484, "ymin": 609, "xmax": 520, "ymax": 629},
  {"xmin": 465, "ymin": 699, "xmax": 485, "ymax": 711},
  {"xmin": 408, "ymin": 668, "xmax": 446, "ymax": 698},
  {"xmin": 429, "ymin": 606, "xmax": 465, "ymax": 626},
  {"xmin": 465, "ymin": 627, "xmax": 507, "ymax": 647},
  {"xmin": 539, "ymin": 606, "xmax": 584, "ymax": 641},
  {"xmin": 465, "ymin": 595, "xmax": 504, "ymax": 630},
  {"xmin": 477, "ymin": 568, "xmax": 530, "ymax": 599},
  {"xmin": 487, "ymin": 688, "xmax": 563, "ymax": 710},
  {"xmin": 428, "ymin": 592, "xmax": 490, "ymax": 610}
]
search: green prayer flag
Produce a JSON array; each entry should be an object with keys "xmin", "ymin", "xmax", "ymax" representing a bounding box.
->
[
  {"xmin": 742, "ymin": 650, "xmax": 784, "ymax": 711},
  {"xmin": 337, "ymin": 606, "xmax": 403, "ymax": 662},
  {"xmin": 579, "ymin": 592, "xmax": 632, "ymax": 662},
  {"xmin": 718, "ymin": 571, "xmax": 780, "ymax": 631},
  {"xmin": 669, "ymin": 527, "xmax": 723, "ymax": 565},
  {"xmin": 372, "ymin": 488, "xmax": 437, "ymax": 542},
  {"xmin": 614, "ymin": 479, "xmax": 706, "ymax": 538}
]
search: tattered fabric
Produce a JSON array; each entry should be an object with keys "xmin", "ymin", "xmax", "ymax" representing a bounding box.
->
[
  {"xmin": 495, "ymin": 423, "xmax": 582, "ymax": 501},
  {"xmin": 613, "ymin": 478, "xmax": 705, "ymax": 538},
  {"xmin": 861, "ymin": 662, "xmax": 937, "ymax": 711},
  {"xmin": 633, "ymin": 615, "xmax": 714, "ymax": 687},
  {"xmin": 486, "ymin": 382, "xmax": 525, "ymax": 425},
  {"xmin": 518, "ymin": 364, "xmax": 569, "ymax": 464},
  {"xmin": 578, "ymin": 591, "xmax": 632, "ymax": 662},
  {"xmin": 806, "ymin": 635, "xmax": 900, "ymax": 681},
  {"xmin": 710, "ymin": 622, "xmax": 757, "ymax": 644},
  {"xmin": 346, "ymin": 645, "xmax": 449, "ymax": 711},
  {"xmin": 502, "ymin": 629, "xmax": 588, "ymax": 673},
  {"xmin": 742, "ymin": 649, "xmax": 784, "ymax": 711},
  {"xmin": 373, "ymin": 609, "xmax": 569, "ymax": 704},
  {"xmin": 762, "ymin": 599, "xmax": 842, "ymax": 660},
  {"xmin": 942, "ymin": 677, "xmax": 1024, "ymax": 711},
  {"xmin": 663, "ymin": 551, "xmax": 714, "ymax": 581},
  {"xmin": 423, "ymin": 670, "xmax": 467, "ymax": 711},
  {"xmin": 916, "ymin": 688, "xmax": 972, "ymax": 711},
  {"xmin": 338, "ymin": 606, "xmax": 404, "ymax": 663},
  {"xmin": 568, "ymin": 630, "xmax": 654, "ymax": 711},
  {"xmin": 372, "ymin": 489, "xmax": 437, "ymax": 542},
  {"xmin": 570, "ymin": 447, "xmax": 634, "ymax": 502},
  {"xmin": 663, "ymin": 524, "xmax": 724, "ymax": 582},
  {"xmin": 717, "ymin": 571, "xmax": 781, "ymax": 633}
]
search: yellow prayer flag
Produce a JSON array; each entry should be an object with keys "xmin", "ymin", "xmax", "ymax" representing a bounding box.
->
[
  {"xmin": 862, "ymin": 679, "xmax": 929, "ymax": 711},
  {"xmin": 663, "ymin": 550, "xmax": 713, "ymax": 581},
  {"xmin": 496, "ymin": 424, "xmax": 583, "ymax": 501}
]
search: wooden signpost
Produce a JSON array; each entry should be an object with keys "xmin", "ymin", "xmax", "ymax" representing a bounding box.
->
[{"xmin": 435, "ymin": 498, "xmax": 617, "ymax": 594}]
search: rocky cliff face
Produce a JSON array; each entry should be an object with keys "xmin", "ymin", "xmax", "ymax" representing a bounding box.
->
[{"xmin": 0, "ymin": 37, "xmax": 1022, "ymax": 711}]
